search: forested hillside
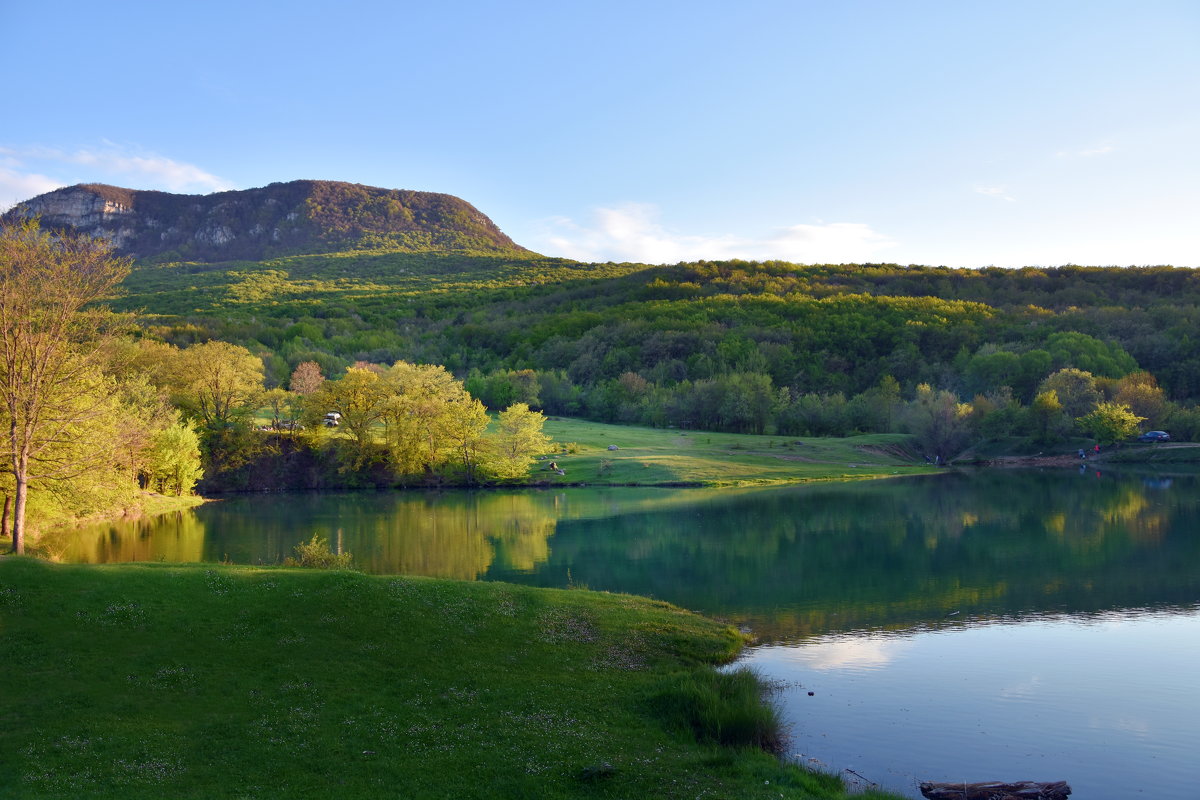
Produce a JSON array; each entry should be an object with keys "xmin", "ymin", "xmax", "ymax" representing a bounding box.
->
[{"xmin": 110, "ymin": 249, "xmax": 1200, "ymax": 444}]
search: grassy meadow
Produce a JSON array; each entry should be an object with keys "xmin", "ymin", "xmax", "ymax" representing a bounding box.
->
[
  {"xmin": 0, "ymin": 558, "xmax": 903, "ymax": 800},
  {"xmin": 536, "ymin": 418, "xmax": 934, "ymax": 486}
]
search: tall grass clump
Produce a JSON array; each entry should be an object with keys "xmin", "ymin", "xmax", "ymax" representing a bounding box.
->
[
  {"xmin": 652, "ymin": 666, "xmax": 785, "ymax": 753},
  {"xmin": 283, "ymin": 533, "xmax": 354, "ymax": 569}
]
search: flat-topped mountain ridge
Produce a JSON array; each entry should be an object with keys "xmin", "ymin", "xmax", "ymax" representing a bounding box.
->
[{"xmin": 4, "ymin": 180, "xmax": 531, "ymax": 261}]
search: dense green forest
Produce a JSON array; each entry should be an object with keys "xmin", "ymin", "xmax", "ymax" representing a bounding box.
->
[{"xmin": 113, "ymin": 249, "xmax": 1200, "ymax": 444}]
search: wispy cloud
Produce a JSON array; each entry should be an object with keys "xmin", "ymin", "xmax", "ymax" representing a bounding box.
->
[
  {"xmin": 534, "ymin": 203, "xmax": 896, "ymax": 264},
  {"xmin": 1056, "ymin": 141, "xmax": 1118, "ymax": 158},
  {"xmin": 0, "ymin": 142, "xmax": 234, "ymax": 208},
  {"xmin": 975, "ymin": 185, "xmax": 1016, "ymax": 202},
  {"xmin": 0, "ymin": 167, "xmax": 65, "ymax": 211}
]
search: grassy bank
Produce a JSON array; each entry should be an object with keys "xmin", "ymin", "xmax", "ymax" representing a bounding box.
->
[
  {"xmin": 219, "ymin": 416, "xmax": 935, "ymax": 492},
  {"xmin": 1100, "ymin": 442, "xmax": 1200, "ymax": 464},
  {"xmin": 0, "ymin": 559, "xmax": 902, "ymax": 799},
  {"xmin": 535, "ymin": 419, "xmax": 932, "ymax": 486}
]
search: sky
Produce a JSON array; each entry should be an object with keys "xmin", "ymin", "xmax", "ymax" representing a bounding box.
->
[{"xmin": 3, "ymin": 0, "xmax": 1198, "ymax": 267}]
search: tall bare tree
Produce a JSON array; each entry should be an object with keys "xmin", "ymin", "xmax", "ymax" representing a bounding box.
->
[{"xmin": 0, "ymin": 220, "xmax": 130, "ymax": 553}]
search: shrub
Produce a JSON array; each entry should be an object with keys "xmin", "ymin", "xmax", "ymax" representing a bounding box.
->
[
  {"xmin": 651, "ymin": 667, "xmax": 785, "ymax": 753},
  {"xmin": 284, "ymin": 534, "xmax": 355, "ymax": 569}
]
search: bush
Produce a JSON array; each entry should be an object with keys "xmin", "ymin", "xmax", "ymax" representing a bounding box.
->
[
  {"xmin": 651, "ymin": 667, "xmax": 785, "ymax": 753},
  {"xmin": 283, "ymin": 534, "xmax": 355, "ymax": 569}
]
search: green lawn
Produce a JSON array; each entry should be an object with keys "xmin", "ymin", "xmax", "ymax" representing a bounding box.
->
[
  {"xmin": 247, "ymin": 411, "xmax": 936, "ymax": 487},
  {"xmin": 0, "ymin": 558, "xmax": 902, "ymax": 800},
  {"xmin": 537, "ymin": 418, "xmax": 934, "ymax": 486}
]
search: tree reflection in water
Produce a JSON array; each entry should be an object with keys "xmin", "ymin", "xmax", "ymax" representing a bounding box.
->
[{"xmin": 58, "ymin": 470, "xmax": 1200, "ymax": 643}]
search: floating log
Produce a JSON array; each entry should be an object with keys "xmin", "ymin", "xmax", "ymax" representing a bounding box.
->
[{"xmin": 919, "ymin": 780, "xmax": 1071, "ymax": 800}]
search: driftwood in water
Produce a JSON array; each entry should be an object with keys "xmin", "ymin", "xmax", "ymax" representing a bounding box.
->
[{"xmin": 919, "ymin": 780, "xmax": 1071, "ymax": 800}]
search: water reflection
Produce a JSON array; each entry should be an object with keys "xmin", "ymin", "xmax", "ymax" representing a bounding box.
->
[
  {"xmin": 53, "ymin": 468, "xmax": 1200, "ymax": 799},
  {"xmin": 57, "ymin": 469, "xmax": 1200, "ymax": 641},
  {"xmin": 742, "ymin": 608, "xmax": 1200, "ymax": 799},
  {"xmin": 43, "ymin": 509, "xmax": 208, "ymax": 564},
  {"xmin": 521, "ymin": 470, "xmax": 1200, "ymax": 641}
]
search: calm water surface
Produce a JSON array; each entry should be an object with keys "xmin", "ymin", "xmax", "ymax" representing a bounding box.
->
[{"xmin": 58, "ymin": 469, "xmax": 1200, "ymax": 798}]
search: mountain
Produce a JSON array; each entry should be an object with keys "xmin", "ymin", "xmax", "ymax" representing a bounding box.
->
[{"xmin": 3, "ymin": 180, "xmax": 532, "ymax": 261}]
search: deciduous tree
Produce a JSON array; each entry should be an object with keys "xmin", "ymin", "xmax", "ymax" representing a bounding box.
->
[
  {"xmin": 172, "ymin": 341, "xmax": 265, "ymax": 428},
  {"xmin": 289, "ymin": 360, "xmax": 324, "ymax": 394},
  {"xmin": 310, "ymin": 367, "xmax": 388, "ymax": 458},
  {"xmin": 0, "ymin": 221, "xmax": 131, "ymax": 553},
  {"xmin": 1113, "ymin": 371, "xmax": 1167, "ymax": 428},
  {"xmin": 489, "ymin": 403, "xmax": 553, "ymax": 479},
  {"xmin": 1028, "ymin": 389, "xmax": 1068, "ymax": 443},
  {"xmin": 383, "ymin": 361, "xmax": 470, "ymax": 475},
  {"xmin": 145, "ymin": 418, "xmax": 204, "ymax": 495},
  {"xmin": 1076, "ymin": 402, "xmax": 1144, "ymax": 445},
  {"xmin": 902, "ymin": 384, "xmax": 972, "ymax": 462},
  {"xmin": 1038, "ymin": 368, "xmax": 1101, "ymax": 419}
]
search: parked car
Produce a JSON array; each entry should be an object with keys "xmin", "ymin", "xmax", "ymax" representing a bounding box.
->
[{"xmin": 1137, "ymin": 430, "xmax": 1170, "ymax": 443}]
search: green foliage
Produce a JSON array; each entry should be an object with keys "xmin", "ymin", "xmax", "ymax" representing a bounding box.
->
[
  {"xmin": 1028, "ymin": 390, "xmax": 1069, "ymax": 444},
  {"xmin": 308, "ymin": 367, "xmax": 387, "ymax": 458},
  {"xmin": 283, "ymin": 533, "xmax": 354, "ymax": 569},
  {"xmin": 652, "ymin": 667, "xmax": 785, "ymax": 753},
  {"xmin": 167, "ymin": 341, "xmax": 266, "ymax": 427},
  {"xmin": 1113, "ymin": 371, "xmax": 1168, "ymax": 428},
  {"xmin": 1076, "ymin": 402, "xmax": 1145, "ymax": 445},
  {"xmin": 488, "ymin": 403, "xmax": 552, "ymax": 480},
  {"xmin": 1043, "ymin": 331, "xmax": 1137, "ymax": 378},
  {"xmin": 1038, "ymin": 368, "xmax": 1102, "ymax": 419},
  {"xmin": 145, "ymin": 419, "xmax": 204, "ymax": 496},
  {"xmin": 107, "ymin": 249, "xmax": 1200, "ymax": 440},
  {"xmin": 0, "ymin": 220, "xmax": 133, "ymax": 550},
  {"xmin": 902, "ymin": 384, "xmax": 973, "ymax": 461}
]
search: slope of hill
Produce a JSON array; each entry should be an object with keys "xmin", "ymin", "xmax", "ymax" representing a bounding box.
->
[
  {"xmin": 9, "ymin": 177, "xmax": 1199, "ymax": 434},
  {"xmin": 3, "ymin": 180, "xmax": 532, "ymax": 261},
  {"xmin": 112, "ymin": 249, "xmax": 1200, "ymax": 406}
]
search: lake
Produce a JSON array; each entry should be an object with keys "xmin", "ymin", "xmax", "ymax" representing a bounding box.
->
[{"xmin": 55, "ymin": 468, "xmax": 1200, "ymax": 798}]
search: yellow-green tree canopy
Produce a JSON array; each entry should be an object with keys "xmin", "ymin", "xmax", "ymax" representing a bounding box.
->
[
  {"xmin": 145, "ymin": 418, "xmax": 204, "ymax": 496},
  {"xmin": 489, "ymin": 403, "xmax": 553, "ymax": 480},
  {"xmin": 1077, "ymin": 402, "xmax": 1145, "ymax": 445},
  {"xmin": 382, "ymin": 361, "xmax": 474, "ymax": 476},
  {"xmin": 0, "ymin": 220, "xmax": 131, "ymax": 553},
  {"xmin": 170, "ymin": 341, "xmax": 265, "ymax": 428},
  {"xmin": 311, "ymin": 367, "xmax": 388, "ymax": 455},
  {"xmin": 1038, "ymin": 368, "xmax": 1101, "ymax": 420}
]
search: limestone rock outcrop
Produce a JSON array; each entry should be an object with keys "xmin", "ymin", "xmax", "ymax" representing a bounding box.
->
[{"xmin": 4, "ymin": 180, "xmax": 528, "ymax": 261}]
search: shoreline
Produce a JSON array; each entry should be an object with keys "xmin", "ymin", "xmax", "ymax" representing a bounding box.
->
[{"xmin": 0, "ymin": 558, "xmax": 901, "ymax": 799}]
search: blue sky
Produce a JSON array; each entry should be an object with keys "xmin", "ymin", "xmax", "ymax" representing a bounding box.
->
[{"xmin": 3, "ymin": 0, "xmax": 1198, "ymax": 267}]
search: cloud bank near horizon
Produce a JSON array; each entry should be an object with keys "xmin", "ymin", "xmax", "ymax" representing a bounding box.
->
[
  {"xmin": 0, "ymin": 143, "xmax": 234, "ymax": 210},
  {"xmin": 533, "ymin": 203, "xmax": 897, "ymax": 265}
]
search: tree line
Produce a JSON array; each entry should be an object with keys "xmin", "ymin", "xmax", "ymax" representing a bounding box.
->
[{"xmin": 115, "ymin": 249, "xmax": 1200, "ymax": 415}]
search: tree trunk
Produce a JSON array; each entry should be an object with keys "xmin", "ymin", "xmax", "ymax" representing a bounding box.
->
[
  {"xmin": 11, "ymin": 475, "xmax": 27, "ymax": 555},
  {"xmin": 919, "ymin": 780, "xmax": 1071, "ymax": 800},
  {"xmin": 1, "ymin": 493, "xmax": 9, "ymax": 539}
]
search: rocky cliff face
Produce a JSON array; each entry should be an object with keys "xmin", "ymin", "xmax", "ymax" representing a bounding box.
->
[{"xmin": 4, "ymin": 180, "xmax": 529, "ymax": 261}]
